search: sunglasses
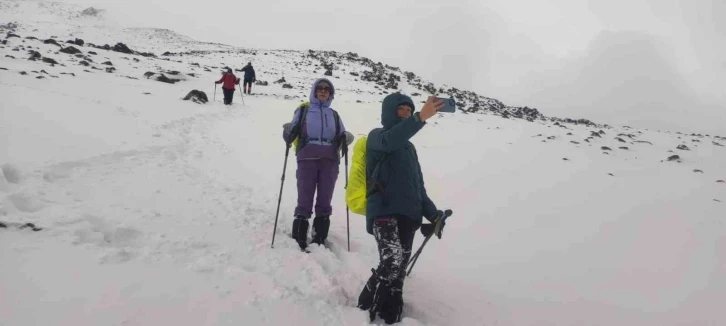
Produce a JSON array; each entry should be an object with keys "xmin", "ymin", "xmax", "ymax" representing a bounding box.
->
[{"xmin": 316, "ymin": 85, "xmax": 331, "ymax": 92}]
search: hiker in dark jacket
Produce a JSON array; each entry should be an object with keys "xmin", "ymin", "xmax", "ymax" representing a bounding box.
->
[
  {"xmin": 215, "ymin": 68, "xmax": 239, "ymax": 105},
  {"xmin": 281, "ymin": 78, "xmax": 354, "ymax": 250},
  {"xmin": 241, "ymin": 62, "xmax": 256, "ymax": 94},
  {"xmin": 356, "ymin": 93, "xmax": 450, "ymax": 324}
]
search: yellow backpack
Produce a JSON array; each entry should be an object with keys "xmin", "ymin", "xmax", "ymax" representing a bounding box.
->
[{"xmin": 345, "ymin": 136, "xmax": 368, "ymax": 215}]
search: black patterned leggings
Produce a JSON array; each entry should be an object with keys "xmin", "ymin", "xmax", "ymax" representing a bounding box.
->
[{"xmin": 372, "ymin": 216, "xmax": 417, "ymax": 284}]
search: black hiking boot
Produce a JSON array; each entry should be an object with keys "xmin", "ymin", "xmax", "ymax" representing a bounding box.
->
[
  {"xmin": 357, "ymin": 269, "xmax": 380, "ymax": 310},
  {"xmin": 291, "ymin": 216, "xmax": 309, "ymax": 251},
  {"xmin": 311, "ymin": 215, "xmax": 330, "ymax": 246}
]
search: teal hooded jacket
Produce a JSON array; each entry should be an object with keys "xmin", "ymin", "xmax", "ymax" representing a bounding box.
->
[{"xmin": 365, "ymin": 93, "xmax": 438, "ymax": 234}]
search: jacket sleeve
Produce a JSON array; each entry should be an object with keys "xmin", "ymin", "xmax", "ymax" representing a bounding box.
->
[
  {"xmin": 282, "ymin": 108, "xmax": 301, "ymax": 143},
  {"xmin": 367, "ymin": 114, "xmax": 425, "ymax": 153},
  {"xmin": 216, "ymin": 76, "xmax": 223, "ymax": 84},
  {"xmin": 416, "ymin": 151, "xmax": 438, "ymax": 221}
]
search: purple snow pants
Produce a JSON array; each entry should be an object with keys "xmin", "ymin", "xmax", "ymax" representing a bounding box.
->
[{"xmin": 294, "ymin": 159, "xmax": 340, "ymax": 218}]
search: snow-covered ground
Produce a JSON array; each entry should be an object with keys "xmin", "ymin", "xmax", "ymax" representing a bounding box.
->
[{"xmin": 1, "ymin": 1, "xmax": 725, "ymax": 325}]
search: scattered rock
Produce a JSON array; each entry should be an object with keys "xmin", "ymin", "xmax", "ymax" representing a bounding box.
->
[
  {"xmin": 608, "ymin": 173, "xmax": 614, "ymax": 176},
  {"xmin": 143, "ymin": 92, "xmax": 151, "ymax": 95},
  {"xmin": 79, "ymin": 60, "xmax": 90, "ymax": 66},
  {"xmin": 356, "ymin": 100, "xmax": 362, "ymax": 103},
  {"xmin": 105, "ymin": 67, "xmax": 115, "ymax": 73},
  {"xmin": 36, "ymin": 76, "xmax": 44, "ymax": 79},
  {"xmin": 676, "ymin": 144, "xmax": 690, "ymax": 151},
  {"xmin": 634, "ymin": 140, "xmax": 653, "ymax": 145},
  {"xmin": 102, "ymin": 61, "xmax": 113, "ymax": 66},
  {"xmin": 156, "ymin": 74, "xmax": 180, "ymax": 84},
  {"xmin": 112, "ymin": 43, "xmax": 133, "ymax": 54},
  {"xmin": 60, "ymin": 72, "xmax": 75, "ymax": 76},
  {"xmin": 80, "ymin": 7, "xmax": 102, "ymax": 16},
  {"xmin": 713, "ymin": 141, "xmax": 724, "ymax": 147},
  {"xmin": 532, "ymin": 134, "xmax": 542, "ymax": 137},
  {"xmin": 716, "ymin": 180, "xmax": 725, "ymax": 183},
  {"xmin": 570, "ymin": 141, "xmax": 580, "ymax": 145},
  {"xmin": 0, "ymin": 67, "xmax": 7, "ymax": 70},
  {"xmin": 274, "ymin": 77, "xmax": 287, "ymax": 84},
  {"xmin": 88, "ymin": 51, "xmax": 97, "ymax": 55},
  {"xmin": 598, "ymin": 130, "xmax": 606, "ymax": 135},
  {"xmin": 693, "ymin": 169, "xmax": 703, "ymax": 173},
  {"xmin": 282, "ymin": 83, "xmax": 293, "ymax": 89},
  {"xmin": 60, "ymin": 46, "xmax": 82, "ymax": 54},
  {"xmin": 19, "ymin": 71, "xmax": 27, "ymax": 75},
  {"xmin": 43, "ymin": 39, "xmax": 60, "ymax": 47},
  {"xmin": 546, "ymin": 136, "xmax": 556, "ymax": 140},
  {"xmin": 25, "ymin": 36, "xmax": 37, "ymax": 40},
  {"xmin": 182, "ymin": 90, "xmax": 209, "ymax": 104},
  {"xmin": 350, "ymin": 72, "xmax": 359, "ymax": 76},
  {"xmin": 7, "ymin": 33, "xmax": 20, "ymax": 38},
  {"xmin": 601, "ymin": 146, "xmax": 612, "ymax": 151},
  {"xmin": 667, "ymin": 155, "xmax": 681, "ymax": 162},
  {"xmin": 562, "ymin": 158, "xmax": 569, "ymax": 161},
  {"xmin": 4, "ymin": 55, "xmax": 15, "ymax": 59},
  {"xmin": 324, "ymin": 68, "xmax": 333, "ymax": 76},
  {"xmin": 567, "ymin": 132, "xmax": 573, "ymax": 136},
  {"xmin": 143, "ymin": 71, "xmax": 155, "ymax": 79},
  {"xmin": 615, "ymin": 137, "xmax": 626, "ymax": 143},
  {"xmin": 255, "ymin": 80, "xmax": 269, "ymax": 86},
  {"xmin": 619, "ymin": 146, "xmax": 629, "ymax": 150},
  {"xmin": 715, "ymin": 199, "xmax": 722, "ymax": 203},
  {"xmin": 590, "ymin": 131, "xmax": 602, "ymax": 138},
  {"xmin": 166, "ymin": 70, "xmax": 180, "ymax": 75},
  {"xmin": 27, "ymin": 51, "xmax": 41, "ymax": 60},
  {"xmin": 41, "ymin": 57, "xmax": 58, "ymax": 65},
  {"xmin": 74, "ymin": 38, "xmax": 84, "ymax": 46}
]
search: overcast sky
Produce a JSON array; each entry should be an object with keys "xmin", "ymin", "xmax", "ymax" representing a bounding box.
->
[{"xmin": 61, "ymin": 0, "xmax": 725, "ymax": 134}]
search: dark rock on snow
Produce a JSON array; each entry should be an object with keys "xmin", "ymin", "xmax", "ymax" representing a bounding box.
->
[
  {"xmin": 60, "ymin": 46, "xmax": 82, "ymax": 54},
  {"xmin": 182, "ymin": 90, "xmax": 209, "ymax": 104},
  {"xmin": 42, "ymin": 57, "xmax": 58, "ymax": 65},
  {"xmin": 676, "ymin": 144, "xmax": 690, "ymax": 151},
  {"xmin": 667, "ymin": 155, "xmax": 681, "ymax": 162},
  {"xmin": 156, "ymin": 74, "xmax": 180, "ymax": 84}
]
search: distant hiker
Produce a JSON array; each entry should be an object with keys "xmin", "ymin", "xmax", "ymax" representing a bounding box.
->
[
  {"xmin": 355, "ymin": 93, "xmax": 451, "ymax": 324},
  {"xmin": 241, "ymin": 62, "xmax": 256, "ymax": 94},
  {"xmin": 282, "ymin": 78, "xmax": 354, "ymax": 251},
  {"xmin": 215, "ymin": 68, "xmax": 239, "ymax": 105}
]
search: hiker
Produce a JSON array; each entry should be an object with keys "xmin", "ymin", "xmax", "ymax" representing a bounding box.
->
[
  {"xmin": 215, "ymin": 68, "xmax": 239, "ymax": 105},
  {"xmin": 281, "ymin": 78, "xmax": 354, "ymax": 250},
  {"xmin": 241, "ymin": 62, "xmax": 256, "ymax": 94},
  {"xmin": 355, "ymin": 93, "xmax": 451, "ymax": 324}
]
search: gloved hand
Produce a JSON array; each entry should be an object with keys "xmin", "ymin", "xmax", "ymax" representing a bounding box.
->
[
  {"xmin": 420, "ymin": 209, "xmax": 452, "ymax": 239},
  {"xmin": 282, "ymin": 122, "xmax": 294, "ymax": 144},
  {"xmin": 343, "ymin": 131, "xmax": 354, "ymax": 145}
]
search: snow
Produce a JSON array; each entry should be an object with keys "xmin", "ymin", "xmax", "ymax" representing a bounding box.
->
[{"xmin": 1, "ymin": 1, "xmax": 725, "ymax": 325}]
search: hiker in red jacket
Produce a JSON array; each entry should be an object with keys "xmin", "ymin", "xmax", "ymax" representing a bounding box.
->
[{"xmin": 215, "ymin": 68, "xmax": 239, "ymax": 105}]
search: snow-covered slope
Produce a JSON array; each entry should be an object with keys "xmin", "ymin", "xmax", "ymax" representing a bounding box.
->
[{"xmin": 1, "ymin": 1, "xmax": 725, "ymax": 325}]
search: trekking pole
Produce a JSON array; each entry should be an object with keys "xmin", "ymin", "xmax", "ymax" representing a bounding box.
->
[
  {"xmin": 237, "ymin": 84, "xmax": 245, "ymax": 105},
  {"xmin": 406, "ymin": 209, "xmax": 452, "ymax": 276},
  {"xmin": 271, "ymin": 143, "xmax": 292, "ymax": 248},
  {"xmin": 343, "ymin": 142, "xmax": 350, "ymax": 252},
  {"xmin": 213, "ymin": 84, "xmax": 217, "ymax": 102}
]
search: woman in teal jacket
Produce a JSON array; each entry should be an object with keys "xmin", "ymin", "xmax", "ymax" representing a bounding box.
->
[{"xmin": 357, "ymin": 93, "xmax": 450, "ymax": 324}]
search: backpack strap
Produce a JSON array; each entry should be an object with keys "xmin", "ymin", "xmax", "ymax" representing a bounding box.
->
[{"xmin": 366, "ymin": 153, "xmax": 388, "ymax": 198}]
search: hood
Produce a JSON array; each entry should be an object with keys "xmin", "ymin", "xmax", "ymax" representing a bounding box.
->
[
  {"xmin": 309, "ymin": 78, "xmax": 335, "ymax": 108},
  {"xmin": 381, "ymin": 93, "xmax": 416, "ymax": 129}
]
